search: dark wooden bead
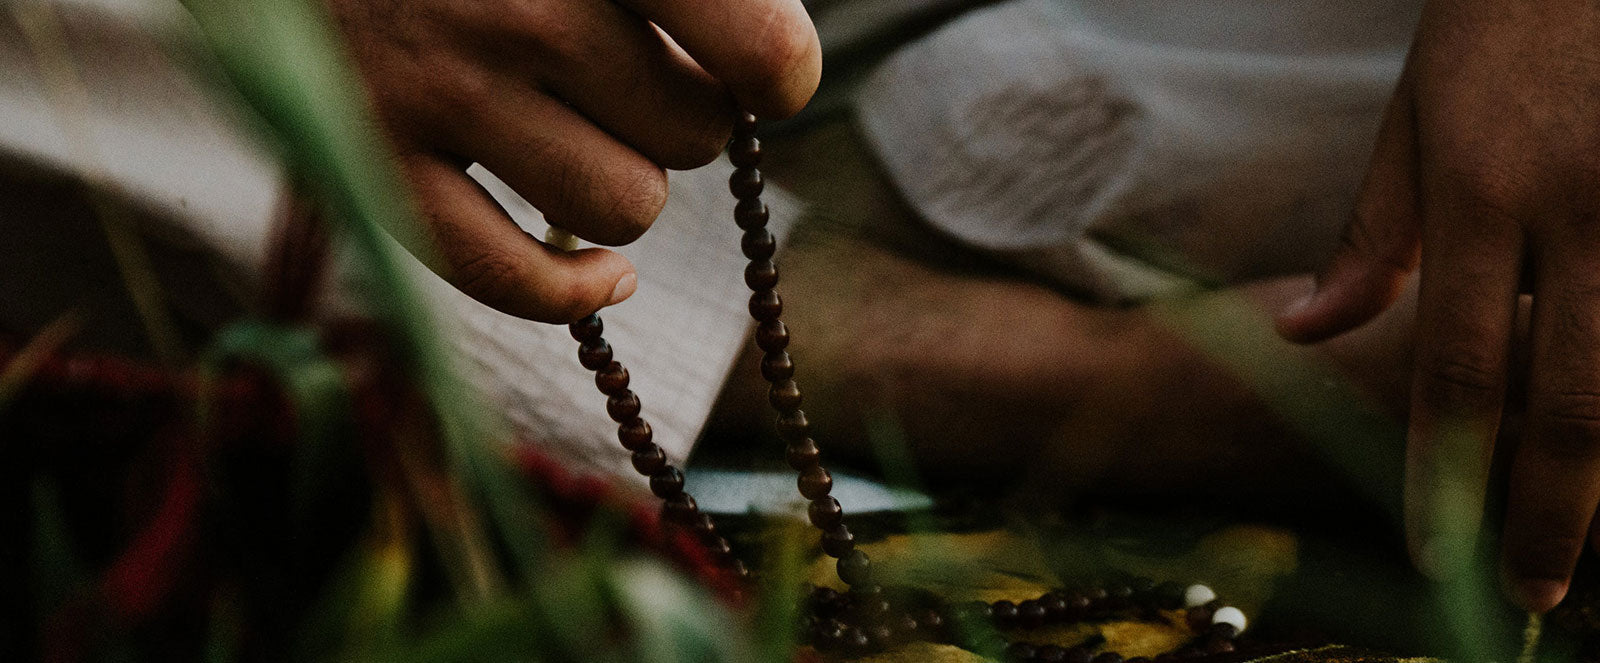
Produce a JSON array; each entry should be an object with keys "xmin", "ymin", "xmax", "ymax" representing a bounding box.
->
[
  {"xmin": 704, "ymin": 536, "xmax": 733, "ymax": 559},
  {"xmin": 729, "ymin": 137, "xmax": 761, "ymax": 168},
  {"xmin": 734, "ymin": 112, "xmax": 758, "ymax": 137},
  {"xmin": 1062, "ymin": 592, "xmax": 1091, "ymax": 621},
  {"xmin": 735, "ymin": 199, "xmax": 770, "ymax": 231},
  {"xmin": 755, "ymin": 319, "xmax": 788, "ymax": 352},
  {"xmin": 1184, "ymin": 606, "xmax": 1214, "ymax": 632},
  {"xmin": 631, "ymin": 444, "xmax": 667, "ymax": 474},
  {"xmin": 1153, "ymin": 582, "xmax": 1186, "ymax": 610},
  {"xmin": 798, "ymin": 466, "xmax": 833, "ymax": 499},
  {"xmin": 809, "ymin": 586, "xmax": 844, "ymax": 616},
  {"xmin": 749, "ymin": 289, "xmax": 783, "ymax": 321},
  {"xmin": 855, "ymin": 598, "xmax": 892, "ymax": 625},
  {"xmin": 649, "ymin": 466, "xmax": 685, "ymax": 498},
  {"xmin": 1004, "ymin": 642, "xmax": 1037, "ymax": 663},
  {"xmin": 769, "ymin": 379, "xmax": 802, "ymax": 412},
  {"xmin": 841, "ymin": 627, "xmax": 871, "ymax": 655},
  {"xmin": 595, "ymin": 362, "xmax": 629, "ymax": 395},
  {"xmin": 892, "ymin": 613, "xmax": 919, "ymax": 637},
  {"xmin": 729, "ymin": 168, "xmax": 764, "ymax": 199},
  {"xmin": 776, "ymin": 410, "xmax": 809, "ymax": 441},
  {"xmin": 991, "ymin": 600, "xmax": 1018, "ymax": 627},
  {"xmin": 1093, "ymin": 654, "xmax": 1124, "ymax": 663},
  {"xmin": 808, "ymin": 496, "xmax": 843, "ymax": 529},
  {"xmin": 690, "ymin": 513, "xmax": 717, "ymax": 539},
  {"xmin": 1064, "ymin": 646, "xmax": 1094, "ymax": 663},
  {"xmin": 813, "ymin": 618, "xmax": 844, "ymax": 648},
  {"xmin": 787, "ymin": 438, "xmax": 822, "ymax": 471},
  {"xmin": 1042, "ymin": 593, "xmax": 1071, "ymax": 622},
  {"xmin": 618, "ymin": 418, "xmax": 653, "ymax": 450},
  {"xmin": 919, "ymin": 609, "xmax": 945, "ymax": 635},
  {"xmin": 742, "ymin": 228, "xmax": 776, "ymax": 260},
  {"xmin": 730, "ymin": 559, "xmax": 751, "ymax": 578},
  {"xmin": 867, "ymin": 623, "xmax": 894, "ymax": 649},
  {"xmin": 1107, "ymin": 584, "xmax": 1134, "ymax": 611},
  {"xmin": 1130, "ymin": 577, "xmax": 1156, "ymax": 596},
  {"xmin": 760, "ymin": 351, "xmax": 794, "ymax": 381},
  {"xmin": 569, "ymin": 314, "xmax": 603, "ymax": 342},
  {"xmin": 1205, "ymin": 637, "xmax": 1236, "ymax": 655},
  {"xmin": 1017, "ymin": 599, "xmax": 1047, "ymax": 628},
  {"xmin": 662, "ymin": 493, "xmax": 698, "ymax": 522},
  {"xmin": 1037, "ymin": 645, "xmax": 1069, "ymax": 663},
  {"xmin": 1208, "ymin": 622, "xmax": 1239, "ymax": 640},
  {"xmin": 838, "ymin": 549, "xmax": 872, "ymax": 585},
  {"xmin": 821, "ymin": 523, "xmax": 854, "ymax": 558},
  {"xmin": 745, "ymin": 258, "xmax": 779, "ymax": 289},
  {"xmin": 577, "ymin": 341, "xmax": 613, "ymax": 370},
  {"xmin": 606, "ymin": 390, "xmax": 641, "ymax": 422}
]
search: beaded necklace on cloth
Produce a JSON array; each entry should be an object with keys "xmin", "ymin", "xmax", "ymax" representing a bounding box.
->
[{"xmin": 554, "ymin": 114, "xmax": 1249, "ymax": 662}]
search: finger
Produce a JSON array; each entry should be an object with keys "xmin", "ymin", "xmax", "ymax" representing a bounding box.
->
[
  {"xmin": 1403, "ymin": 197, "xmax": 1524, "ymax": 581},
  {"xmin": 402, "ymin": 153, "xmax": 638, "ymax": 323},
  {"xmin": 1277, "ymin": 69, "xmax": 1422, "ymax": 344},
  {"xmin": 1502, "ymin": 229, "xmax": 1600, "ymax": 612},
  {"xmin": 441, "ymin": 84, "xmax": 668, "ymax": 247},
  {"xmin": 616, "ymin": 0, "xmax": 821, "ymax": 119},
  {"xmin": 507, "ymin": 0, "xmax": 735, "ymax": 169}
]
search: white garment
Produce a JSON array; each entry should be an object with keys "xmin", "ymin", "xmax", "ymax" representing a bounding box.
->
[
  {"xmin": 0, "ymin": 1, "xmax": 793, "ymax": 484},
  {"xmin": 858, "ymin": 0, "xmax": 1424, "ymax": 302}
]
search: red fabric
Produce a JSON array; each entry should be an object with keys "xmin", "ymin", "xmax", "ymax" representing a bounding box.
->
[{"xmin": 6, "ymin": 339, "xmax": 747, "ymax": 662}]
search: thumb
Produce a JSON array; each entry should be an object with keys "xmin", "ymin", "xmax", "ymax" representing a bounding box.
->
[{"xmin": 1276, "ymin": 70, "xmax": 1422, "ymax": 344}]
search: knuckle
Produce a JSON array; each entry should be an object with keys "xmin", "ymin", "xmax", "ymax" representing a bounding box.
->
[
  {"xmin": 1529, "ymin": 390, "xmax": 1600, "ymax": 458},
  {"xmin": 451, "ymin": 250, "xmax": 525, "ymax": 308},
  {"xmin": 1434, "ymin": 157, "xmax": 1533, "ymax": 218},
  {"xmin": 1537, "ymin": 389, "xmax": 1600, "ymax": 423},
  {"xmin": 434, "ymin": 64, "xmax": 499, "ymax": 125},
  {"xmin": 1416, "ymin": 357, "xmax": 1503, "ymax": 412}
]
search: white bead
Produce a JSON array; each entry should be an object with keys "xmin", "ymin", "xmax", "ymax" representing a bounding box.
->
[
  {"xmin": 1183, "ymin": 584, "xmax": 1216, "ymax": 608},
  {"xmin": 1212, "ymin": 606, "xmax": 1247, "ymax": 633}
]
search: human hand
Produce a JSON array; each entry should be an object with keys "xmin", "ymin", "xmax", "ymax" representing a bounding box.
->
[
  {"xmin": 326, "ymin": 0, "xmax": 820, "ymax": 322},
  {"xmin": 1275, "ymin": 0, "xmax": 1600, "ymax": 611}
]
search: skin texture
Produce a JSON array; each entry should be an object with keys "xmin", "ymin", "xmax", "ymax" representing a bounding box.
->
[
  {"xmin": 706, "ymin": 120, "xmax": 1419, "ymax": 512},
  {"xmin": 324, "ymin": 0, "xmax": 820, "ymax": 323},
  {"xmin": 1275, "ymin": 0, "xmax": 1600, "ymax": 612}
]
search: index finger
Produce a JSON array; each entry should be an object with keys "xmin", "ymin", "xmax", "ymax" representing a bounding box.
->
[{"xmin": 617, "ymin": 0, "xmax": 821, "ymax": 119}]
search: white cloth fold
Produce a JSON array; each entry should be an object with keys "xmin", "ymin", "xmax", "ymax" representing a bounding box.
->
[{"xmin": 857, "ymin": 0, "xmax": 1423, "ymax": 301}]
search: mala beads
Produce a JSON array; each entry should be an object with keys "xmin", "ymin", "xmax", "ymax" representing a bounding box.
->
[
  {"xmin": 558, "ymin": 113, "xmax": 1249, "ymax": 658},
  {"xmin": 564, "ymin": 312, "xmax": 750, "ymax": 580},
  {"xmin": 800, "ymin": 580, "xmax": 1247, "ymax": 659},
  {"xmin": 727, "ymin": 112, "xmax": 874, "ymax": 589}
]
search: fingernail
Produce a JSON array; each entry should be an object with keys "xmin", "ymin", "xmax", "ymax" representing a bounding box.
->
[
  {"xmin": 1509, "ymin": 578, "xmax": 1567, "ymax": 613},
  {"xmin": 607, "ymin": 273, "xmax": 637, "ymax": 306}
]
